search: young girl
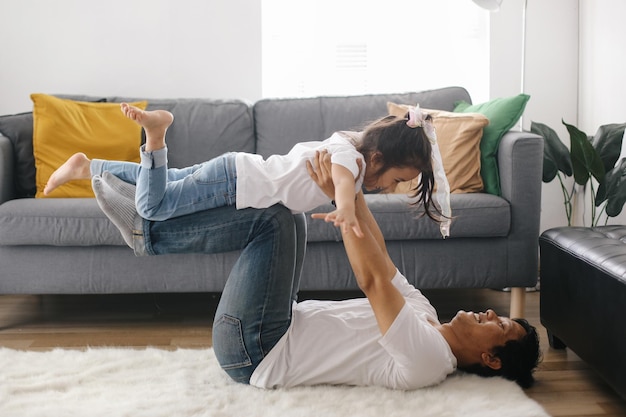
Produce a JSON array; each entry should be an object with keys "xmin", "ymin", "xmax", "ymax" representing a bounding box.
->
[{"xmin": 44, "ymin": 103, "xmax": 451, "ymax": 238}]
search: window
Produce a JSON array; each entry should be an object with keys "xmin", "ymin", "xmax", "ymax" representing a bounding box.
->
[{"xmin": 262, "ymin": 0, "xmax": 490, "ymax": 102}]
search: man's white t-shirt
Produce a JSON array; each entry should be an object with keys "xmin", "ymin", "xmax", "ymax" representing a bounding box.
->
[
  {"xmin": 235, "ymin": 132, "xmax": 365, "ymax": 213},
  {"xmin": 250, "ymin": 270, "xmax": 457, "ymax": 390}
]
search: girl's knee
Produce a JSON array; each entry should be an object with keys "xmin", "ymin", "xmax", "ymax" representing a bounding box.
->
[{"xmin": 136, "ymin": 205, "xmax": 168, "ymax": 221}]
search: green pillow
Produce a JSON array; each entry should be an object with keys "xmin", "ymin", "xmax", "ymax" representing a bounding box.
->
[{"xmin": 454, "ymin": 94, "xmax": 530, "ymax": 195}]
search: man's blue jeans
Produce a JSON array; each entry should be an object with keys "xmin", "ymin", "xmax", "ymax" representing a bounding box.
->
[
  {"xmin": 91, "ymin": 150, "xmax": 237, "ymax": 221},
  {"xmin": 140, "ymin": 204, "xmax": 307, "ymax": 383}
]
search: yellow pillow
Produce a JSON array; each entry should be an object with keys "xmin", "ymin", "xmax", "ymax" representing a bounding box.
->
[
  {"xmin": 31, "ymin": 94, "xmax": 147, "ymax": 198},
  {"xmin": 387, "ymin": 102, "xmax": 488, "ymax": 194}
]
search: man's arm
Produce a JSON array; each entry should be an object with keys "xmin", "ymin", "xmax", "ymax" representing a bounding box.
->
[
  {"xmin": 341, "ymin": 193, "xmax": 405, "ymax": 334},
  {"xmin": 309, "ymin": 151, "xmax": 404, "ymax": 334}
]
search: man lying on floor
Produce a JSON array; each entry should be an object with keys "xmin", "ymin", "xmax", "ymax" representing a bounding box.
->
[{"xmin": 92, "ymin": 150, "xmax": 540, "ymax": 390}]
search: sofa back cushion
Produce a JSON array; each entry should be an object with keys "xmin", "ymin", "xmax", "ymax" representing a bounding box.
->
[
  {"xmin": 0, "ymin": 96, "xmax": 108, "ymax": 198},
  {"xmin": 0, "ymin": 96, "xmax": 255, "ymax": 198},
  {"xmin": 93, "ymin": 97, "xmax": 256, "ymax": 169},
  {"xmin": 253, "ymin": 87, "xmax": 471, "ymax": 158}
]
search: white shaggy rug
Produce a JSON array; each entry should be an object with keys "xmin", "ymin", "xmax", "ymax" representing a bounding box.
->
[{"xmin": 0, "ymin": 347, "xmax": 549, "ymax": 417}]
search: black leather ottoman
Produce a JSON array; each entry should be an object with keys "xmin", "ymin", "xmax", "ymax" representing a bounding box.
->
[{"xmin": 539, "ymin": 226, "xmax": 626, "ymax": 399}]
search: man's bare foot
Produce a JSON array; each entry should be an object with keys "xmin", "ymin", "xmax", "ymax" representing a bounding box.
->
[
  {"xmin": 120, "ymin": 103, "xmax": 174, "ymax": 151},
  {"xmin": 44, "ymin": 152, "xmax": 92, "ymax": 195}
]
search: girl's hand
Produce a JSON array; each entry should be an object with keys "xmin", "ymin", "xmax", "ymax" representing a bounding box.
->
[{"xmin": 319, "ymin": 207, "xmax": 364, "ymax": 238}]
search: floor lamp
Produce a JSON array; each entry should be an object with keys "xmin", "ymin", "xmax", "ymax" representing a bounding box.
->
[
  {"xmin": 473, "ymin": 0, "xmax": 528, "ymax": 131},
  {"xmin": 473, "ymin": 0, "xmax": 535, "ymax": 307}
]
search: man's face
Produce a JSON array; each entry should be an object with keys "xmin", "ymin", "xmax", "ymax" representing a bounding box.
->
[{"xmin": 448, "ymin": 309, "xmax": 527, "ymax": 356}]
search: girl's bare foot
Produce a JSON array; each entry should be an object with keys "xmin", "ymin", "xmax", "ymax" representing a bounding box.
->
[
  {"xmin": 120, "ymin": 103, "xmax": 174, "ymax": 151},
  {"xmin": 44, "ymin": 152, "xmax": 92, "ymax": 195}
]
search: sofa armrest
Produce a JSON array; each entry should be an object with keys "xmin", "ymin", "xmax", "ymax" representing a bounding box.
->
[
  {"xmin": 497, "ymin": 130, "xmax": 544, "ymax": 287},
  {"xmin": 0, "ymin": 134, "xmax": 15, "ymax": 204}
]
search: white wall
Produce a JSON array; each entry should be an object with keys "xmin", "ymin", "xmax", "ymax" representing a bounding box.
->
[
  {"xmin": 490, "ymin": 0, "xmax": 626, "ymax": 230},
  {"xmin": 577, "ymin": 0, "xmax": 626, "ymax": 226},
  {"xmin": 1, "ymin": 0, "xmax": 624, "ymax": 229},
  {"xmin": 0, "ymin": 0, "xmax": 262, "ymax": 115},
  {"xmin": 579, "ymin": 0, "xmax": 626, "ymax": 130},
  {"xmin": 490, "ymin": 0, "xmax": 580, "ymax": 232},
  {"xmin": 575, "ymin": 0, "xmax": 626, "ymax": 227}
]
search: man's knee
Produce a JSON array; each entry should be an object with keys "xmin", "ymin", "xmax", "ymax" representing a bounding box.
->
[
  {"xmin": 213, "ymin": 314, "xmax": 253, "ymax": 368},
  {"xmin": 262, "ymin": 205, "xmax": 306, "ymax": 238}
]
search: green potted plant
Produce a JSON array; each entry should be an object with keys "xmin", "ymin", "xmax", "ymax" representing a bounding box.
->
[{"xmin": 532, "ymin": 120, "xmax": 626, "ymax": 226}]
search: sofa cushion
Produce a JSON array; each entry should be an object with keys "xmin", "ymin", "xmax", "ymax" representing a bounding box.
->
[
  {"xmin": 0, "ymin": 98, "xmax": 107, "ymax": 199},
  {"xmin": 0, "ymin": 192, "xmax": 510, "ymax": 246},
  {"xmin": 454, "ymin": 94, "xmax": 530, "ymax": 196},
  {"xmin": 386, "ymin": 102, "xmax": 488, "ymax": 193},
  {"xmin": 3, "ymin": 95, "xmax": 255, "ymax": 200},
  {"xmin": 31, "ymin": 94, "xmax": 147, "ymax": 198},
  {"xmin": 58, "ymin": 95, "xmax": 256, "ymax": 168},
  {"xmin": 91, "ymin": 96, "xmax": 256, "ymax": 169},
  {"xmin": 0, "ymin": 198, "xmax": 125, "ymax": 246},
  {"xmin": 254, "ymin": 88, "xmax": 471, "ymax": 158},
  {"xmin": 306, "ymin": 193, "xmax": 510, "ymax": 242}
]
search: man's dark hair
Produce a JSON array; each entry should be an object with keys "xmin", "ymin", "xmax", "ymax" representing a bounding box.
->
[{"xmin": 458, "ymin": 318, "xmax": 541, "ymax": 388}]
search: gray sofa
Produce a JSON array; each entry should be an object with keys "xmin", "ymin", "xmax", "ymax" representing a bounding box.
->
[{"xmin": 0, "ymin": 87, "xmax": 543, "ymax": 317}]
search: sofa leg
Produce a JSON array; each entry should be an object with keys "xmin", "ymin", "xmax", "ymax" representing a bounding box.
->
[
  {"xmin": 547, "ymin": 330, "xmax": 567, "ymax": 349},
  {"xmin": 509, "ymin": 287, "xmax": 525, "ymax": 318}
]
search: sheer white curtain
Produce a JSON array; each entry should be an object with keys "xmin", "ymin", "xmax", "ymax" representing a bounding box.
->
[{"xmin": 262, "ymin": 0, "xmax": 490, "ymax": 102}]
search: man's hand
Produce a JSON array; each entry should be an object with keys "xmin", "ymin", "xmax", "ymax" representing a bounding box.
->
[
  {"xmin": 306, "ymin": 150, "xmax": 335, "ymax": 199},
  {"xmin": 306, "ymin": 150, "xmax": 364, "ymax": 198}
]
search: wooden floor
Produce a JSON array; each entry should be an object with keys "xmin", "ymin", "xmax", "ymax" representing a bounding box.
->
[{"xmin": 0, "ymin": 289, "xmax": 624, "ymax": 417}]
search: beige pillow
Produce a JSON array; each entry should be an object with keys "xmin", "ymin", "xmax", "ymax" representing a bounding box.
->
[
  {"xmin": 31, "ymin": 94, "xmax": 147, "ymax": 198},
  {"xmin": 387, "ymin": 102, "xmax": 488, "ymax": 194}
]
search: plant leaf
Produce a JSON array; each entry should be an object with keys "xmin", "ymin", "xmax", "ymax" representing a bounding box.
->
[
  {"xmin": 531, "ymin": 121, "xmax": 572, "ymax": 182},
  {"xmin": 596, "ymin": 157, "xmax": 626, "ymax": 217},
  {"xmin": 565, "ymin": 120, "xmax": 605, "ymax": 185},
  {"xmin": 592, "ymin": 123, "xmax": 626, "ymax": 172}
]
